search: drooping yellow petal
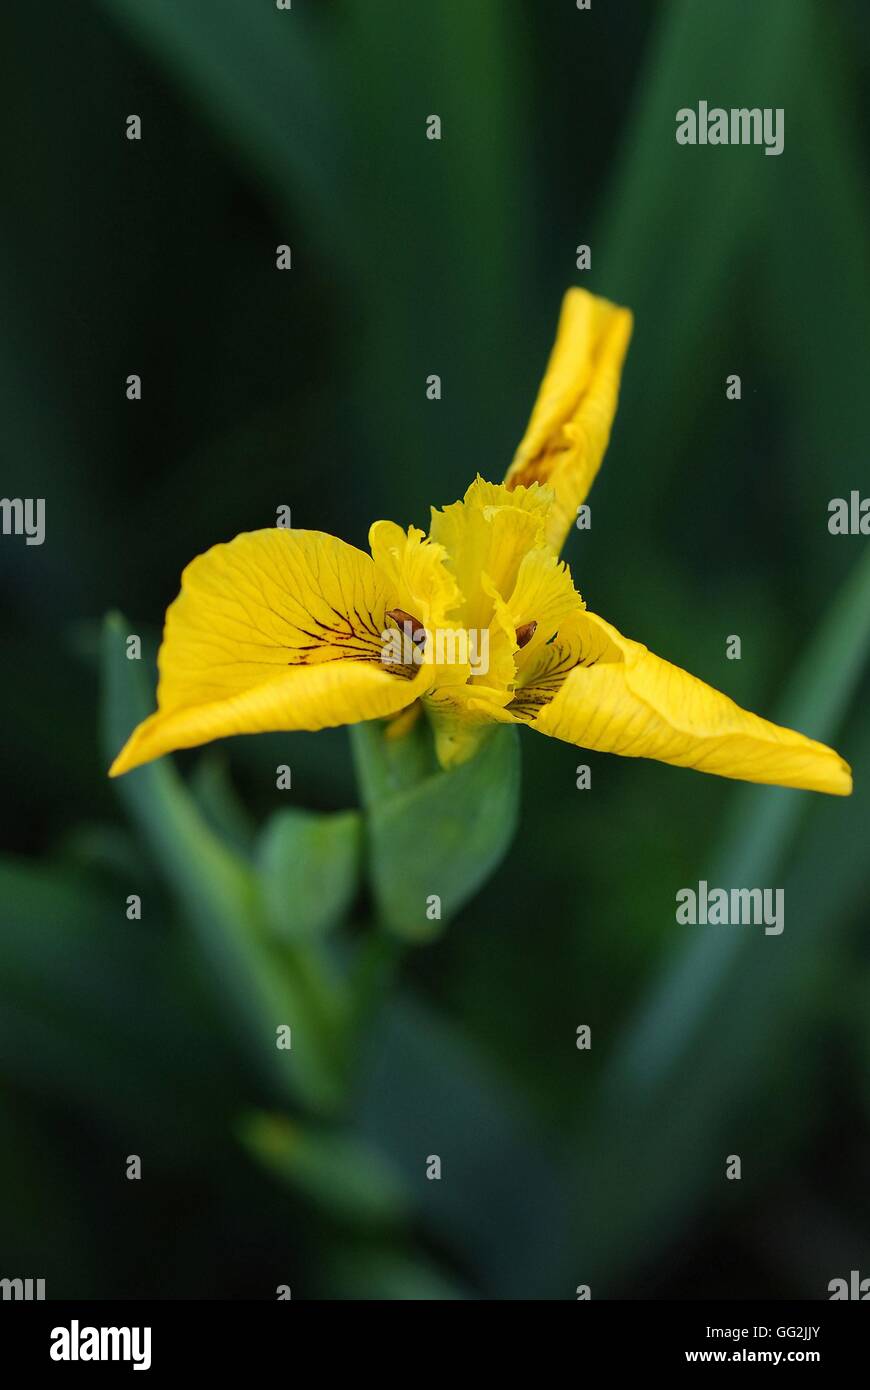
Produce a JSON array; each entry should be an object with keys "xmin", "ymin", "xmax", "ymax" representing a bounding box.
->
[
  {"xmin": 110, "ymin": 528, "xmax": 432, "ymax": 775},
  {"xmin": 505, "ymin": 288, "xmax": 633, "ymax": 554},
  {"xmin": 527, "ymin": 609, "xmax": 852, "ymax": 795}
]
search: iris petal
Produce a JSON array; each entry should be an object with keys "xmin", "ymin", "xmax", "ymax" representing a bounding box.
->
[
  {"xmin": 110, "ymin": 528, "xmax": 431, "ymax": 775},
  {"xmin": 529, "ymin": 609, "xmax": 852, "ymax": 795}
]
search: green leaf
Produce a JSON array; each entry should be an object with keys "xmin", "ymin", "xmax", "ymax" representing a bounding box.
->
[
  {"xmin": 324, "ymin": 1246, "xmax": 467, "ymax": 1301},
  {"xmin": 0, "ymin": 857, "xmax": 237, "ymax": 1152},
  {"xmin": 93, "ymin": 0, "xmax": 341, "ymax": 252},
  {"xmin": 238, "ymin": 1111, "xmax": 409, "ymax": 1229},
  {"xmin": 354, "ymin": 994, "xmax": 572, "ymax": 1297},
  {"xmin": 351, "ymin": 722, "xmax": 520, "ymax": 941},
  {"xmin": 189, "ymin": 752, "xmax": 257, "ymax": 857},
  {"xmin": 94, "ymin": 0, "xmax": 529, "ymax": 519},
  {"xmin": 616, "ymin": 544, "xmax": 870, "ymax": 1088},
  {"xmin": 595, "ymin": 0, "xmax": 815, "ymax": 514},
  {"xmin": 100, "ymin": 612, "xmax": 345, "ymax": 1114},
  {"xmin": 257, "ymin": 808, "xmax": 362, "ymax": 941},
  {"xmin": 569, "ymin": 545, "xmax": 870, "ymax": 1288},
  {"xmin": 350, "ymin": 712, "xmax": 438, "ymax": 808},
  {"xmin": 0, "ymin": 1094, "xmax": 99, "ymax": 1295}
]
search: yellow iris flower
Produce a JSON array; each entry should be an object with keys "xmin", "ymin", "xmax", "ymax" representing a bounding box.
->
[{"xmin": 110, "ymin": 288, "xmax": 851, "ymax": 796}]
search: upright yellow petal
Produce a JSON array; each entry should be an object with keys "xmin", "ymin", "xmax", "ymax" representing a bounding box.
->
[
  {"xmin": 429, "ymin": 477, "xmax": 551, "ymax": 630},
  {"xmin": 496, "ymin": 545, "xmax": 583, "ymax": 671},
  {"xmin": 368, "ymin": 520, "xmax": 461, "ymax": 635},
  {"xmin": 505, "ymin": 288, "xmax": 633, "ymax": 553},
  {"xmin": 478, "ymin": 543, "xmax": 582, "ymax": 699},
  {"xmin": 110, "ymin": 528, "xmax": 431, "ymax": 775},
  {"xmin": 369, "ymin": 519, "xmax": 468, "ymax": 690},
  {"xmin": 424, "ymin": 542, "xmax": 587, "ymax": 768},
  {"xmin": 528, "ymin": 609, "xmax": 852, "ymax": 795}
]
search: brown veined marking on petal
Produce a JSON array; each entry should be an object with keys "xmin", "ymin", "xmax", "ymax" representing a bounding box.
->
[
  {"xmin": 507, "ymin": 635, "xmax": 589, "ymax": 722},
  {"xmin": 292, "ymin": 639, "xmax": 382, "ymax": 659},
  {"xmin": 354, "ymin": 605, "xmax": 385, "ymax": 639},
  {"xmin": 425, "ymin": 687, "xmax": 465, "ymax": 710},
  {"xmin": 285, "ymin": 651, "xmax": 420, "ymax": 681},
  {"xmin": 327, "ymin": 601, "xmax": 384, "ymax": 643},
  {"xmin": 302, "ymin": 607, "xmax": 381, "ymax": 644},
  {"xmin": 289, "ymin": 633, "xmax": 383, "ymax": 661},
  {"xmin": 507, "ymin": 439, "xmax": 572, "ymax": 492},
  {"xmin": 387, "ymin": 663, "xmax": 421, "ymax": 681},
  {"xmin": 282, "ymin": 602, "xmax": 402, "ymax": 668}
]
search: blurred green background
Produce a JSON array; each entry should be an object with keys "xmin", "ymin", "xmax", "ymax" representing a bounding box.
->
[{"xmin": 3, "ymin": 0, "xmax": 870, "ymax": 1299}]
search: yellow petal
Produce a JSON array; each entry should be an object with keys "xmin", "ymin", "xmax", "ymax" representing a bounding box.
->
[
  {"xmin": 429, "ymin": 477, "xmax": 552, "ymax": 630},
  {"xmin": 369, "ymin": 518, "xmax": 468, "ymax": 689},
  {"xmin": 368, "ymin": 520, "xmax": 462, "ymax": 633},
  {"xmin": 424, "ymin": 555, "xmax": 581, "ymax": 769},
  {"xmin": 110, "ymin": 528, "xmax": 431, "ymax": 775},
  {"xmin": 528, "ymin": 610, "xmax": 852, "ymax": 795},
  {"xmin": 475, "ymin": 543, "xmax": 581, "ymax": 700},
  {"xmin": 495, "ymin": 544, "xmax": 583, "ymax": 671},
  {"xmin": 505, "ymin": 288, "xmax": 633, "ymax": 553},
  {"xmin": 424, "ymin": 687, "xmax": 506, "ymax": 768},
  {"xmin": 423, "ymin": 489, "xmax": 590, "ymax": 764},
  {"xmin": 446, "ymin": 476, "xmax": 554, "ymax": 527}
]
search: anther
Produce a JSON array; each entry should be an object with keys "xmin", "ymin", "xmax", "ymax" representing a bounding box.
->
[
  {"xmin": 515, "ymin": 620, "xmax": 538, "ymax": 649},
  {"xmin": 386, "ymin": 608, "xmax": 427, "ymax": 646}
]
